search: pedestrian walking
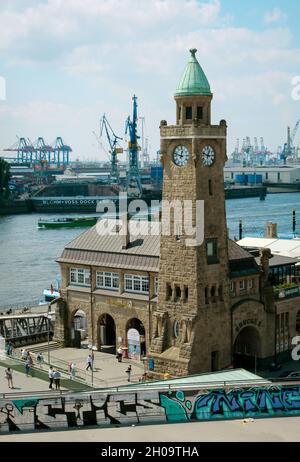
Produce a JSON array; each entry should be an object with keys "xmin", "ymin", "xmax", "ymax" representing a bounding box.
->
[
  {"xmin": 25, "ymin": 358, "xmax": 31, "ymax": 377},
  {"xmin": 125, "ymin": 365, "xmax": 132, "ymax": 382},
  {"xmin": 37, "ymin": 352, "xmax": 44, "ymax": 367},
  {"xmin": 6, "ymin": 341, "xmax": 13, "ymax": 356},
  {"xmin": 68, "ymin": 361, "xmax": 72, "ymax": 374},
  {"xmin": 53, "ymin": 370, "xmax": 61, "ymax": 390},
  {"xmin": 5, "ymin": 368, "xmax": 14, "ymax": 388},
  {"xmin": 86, "ymin": 354, "xmax": 93, "ymax": 371},
  {"xmin": 70, "ymin": 362, "xmax": 77, "ymax": 380},
  {"xmin": 116, "ymin": 346, "xmax": 123, "ymax": 362},
  {"xmin": 48, "ymin": 366, "xmax": 54, "ymax": 389}
]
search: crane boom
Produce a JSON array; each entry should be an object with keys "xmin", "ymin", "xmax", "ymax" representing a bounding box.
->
[{"xmin": 100, "ymin": 114, "xmax": 123, "ymax": 182}]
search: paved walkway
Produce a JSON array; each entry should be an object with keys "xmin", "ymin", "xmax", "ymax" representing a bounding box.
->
[
  {"xmin": 48, "ymin": 345, "xmax": 145, "ymax": 387},
  {"xmin": 0, "ymin": 416, "xmax": 300, "ymax": 442},
  {"xmin": 0, "ymin": 365, "xmax": 59, "ymax": 394}
]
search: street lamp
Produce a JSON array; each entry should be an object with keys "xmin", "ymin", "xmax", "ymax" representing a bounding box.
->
[{"xmin": 44, "ymin": 313, "xmax": 52, "ymax": 365}]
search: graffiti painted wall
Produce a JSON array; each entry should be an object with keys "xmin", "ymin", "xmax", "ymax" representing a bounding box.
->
[{"xmin": 1, "ymin": 385, "xmax": 300, "ymax": 433}]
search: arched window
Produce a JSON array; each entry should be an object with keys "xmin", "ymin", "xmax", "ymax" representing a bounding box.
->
[
  {"xmin": 175, "ymin": 286, "xmax": 181, "ymax": 300},
  {"xmin": 296, "ymin": 311, "xmax": 300, "ymax": 332},
  {"xmin": 205, "ymin": 287, "xmax": 209, "ymax": 304}
]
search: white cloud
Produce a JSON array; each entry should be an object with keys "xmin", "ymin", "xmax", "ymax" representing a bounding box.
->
[
  {"xmin": 264, "ymin": 7, "xmax": 287, "ymax": 24},
  {"xmin": 0, "ymin": 0, "xmax": 299, "ymax": 159}
]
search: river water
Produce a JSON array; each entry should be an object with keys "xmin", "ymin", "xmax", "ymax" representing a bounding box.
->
[{"xmin": 0, "ymin": 192, "xmax": 299, "ymax": 307}]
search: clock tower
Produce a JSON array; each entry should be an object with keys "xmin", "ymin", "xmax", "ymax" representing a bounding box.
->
[{"xmin": 149, "ymin": 49, "xmax": 231, "ymax": 376}]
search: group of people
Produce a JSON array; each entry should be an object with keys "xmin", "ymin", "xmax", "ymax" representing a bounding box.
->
[
  {"xmin": 68, "ymin": 361, "xmax": 77, "ymax": 379},
  {"xmin": 48, "ymin": 366, "xmax": 62, "ymax": 390}
]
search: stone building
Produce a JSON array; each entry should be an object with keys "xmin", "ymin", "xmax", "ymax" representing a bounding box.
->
[{"xmin": 54, "ymin": 49, "xmax": 300, "ymax": 377}]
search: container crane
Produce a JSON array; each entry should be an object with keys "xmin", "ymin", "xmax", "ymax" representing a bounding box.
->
[
  {"xmin": 4, "ymin": 137, "xmax": 36, "ymax": 163},
  {"xmin": 100, "ymin": 114, "xmax": 123, "ymax": 183},
  {"xmin": 125, "ymin": 95, "xmax": 142, "ymax": 197}
]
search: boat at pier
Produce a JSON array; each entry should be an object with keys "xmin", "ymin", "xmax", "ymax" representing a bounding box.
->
[{"xmin": 38, "ymin": 216, "xmax": 99, "ymax": 229}]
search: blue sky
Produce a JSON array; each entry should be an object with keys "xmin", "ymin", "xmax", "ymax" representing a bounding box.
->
[{"xmin": 0, "ymin": 0, "xmax": 300, "ymax": 161}]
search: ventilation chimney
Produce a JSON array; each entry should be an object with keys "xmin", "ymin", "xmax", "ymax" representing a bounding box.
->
[
  {"xmin": 121, "ymin": 212, "xmax": 130, "ymax": 249},
  {"xmin": 266, "ymin": 222, "xmax": 277, "ymax": 238}
]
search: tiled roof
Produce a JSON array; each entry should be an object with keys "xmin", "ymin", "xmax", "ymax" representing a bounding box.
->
[{"xmin": 227, "ymin": 239, "xmax": 255, "ymax": 260}]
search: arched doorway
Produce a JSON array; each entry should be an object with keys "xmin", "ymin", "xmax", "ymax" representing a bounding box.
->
[
  {"xmin": 126, "ymin": 318, "xmax": 146, "ymax": 360},
  {"xmin": 98, "ymin": 314, "xmax": 116, "ymax": 354},
  {"xmin": 233, "ymin": 326, "xmax": 261, "ymax": 370},
  {"xmin": 71, "ymin": 309, "xmax": 87, "ymax": 347}
]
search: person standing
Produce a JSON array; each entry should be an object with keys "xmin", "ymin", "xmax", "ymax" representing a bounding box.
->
[
  {"xmin": 5, "ymin": 368, "xmax": 14, "ymax": 388},
  {"xmin": 116, "ymin": 346, "xmax": 123, "ymax": 363},
  {"xmin": 37, "ymin": 352, "xmax": 44, "ymax": 368},
  {"xmin": 70, "ymin": 363, "xmax": 77, "ymax": 380},
  {"xmin": 48, "ymin": 366, "xmax": 54, "ymax": 389},
  {"xmin": 53, "ymin": 370, "xmax": 61, "ymax": 390},
  {"xmin": 125, "ymin": 365, "xmax": 132, "ymax": 382},
  {"xmin": 86, "ymin": 354, "xmax": 93, "ymax": 371},
  {"xmin": 25, "ymin": 358, "xmax": 31, "ymax": 377}
]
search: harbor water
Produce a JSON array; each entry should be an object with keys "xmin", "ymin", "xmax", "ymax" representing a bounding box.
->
[{"xmin": 0, "ymin": 192, "xmax": 299, "ymax": 307}]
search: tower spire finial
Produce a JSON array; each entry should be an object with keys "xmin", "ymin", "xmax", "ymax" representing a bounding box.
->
[{"xmin": 189, "ymin": 48, "xmax": 197, "ymax": 57}]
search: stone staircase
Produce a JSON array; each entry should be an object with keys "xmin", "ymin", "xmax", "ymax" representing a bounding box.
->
[{"xmin": 17, "ymin": 340, "xmax": 63, "ymax": 354}]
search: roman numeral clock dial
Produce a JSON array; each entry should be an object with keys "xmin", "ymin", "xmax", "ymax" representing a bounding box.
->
[{"xmin": 202, "ymin": 145, "xmax": 215, "ymax": 166}]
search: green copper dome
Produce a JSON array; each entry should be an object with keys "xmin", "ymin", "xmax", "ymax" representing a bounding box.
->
[{"xmin": 175, "ymin": 48, "xmax": 212, "ymax": 97}]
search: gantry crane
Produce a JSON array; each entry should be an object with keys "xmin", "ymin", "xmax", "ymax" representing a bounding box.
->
[
  {"xmin": 125, "ymin": 95, "xmax": 142, "ymax": 197},
  {"xmin": 100, "ymin": 114, "xmax": 123, "ymax": 183},
  {"xmin": 4, "ymin": 136, "xmax": 71, "ymax": 167}
]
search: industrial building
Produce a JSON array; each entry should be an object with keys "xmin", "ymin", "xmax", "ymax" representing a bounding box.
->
[{"xmin": 224, "ymin": 165, "xmax": 300, "ymax": 186}]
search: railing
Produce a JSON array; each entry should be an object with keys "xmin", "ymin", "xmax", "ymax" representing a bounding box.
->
[
  {"xmin": 0, "ymin": 299, "xmax": 44, "ymax": 312},
  {"xmin": 274, "ymin": 284, "xmax": 300, "ymax": 300},
  {"xmin": 6, "ymin": 350, "xmax": 106, "ymax": 389}
]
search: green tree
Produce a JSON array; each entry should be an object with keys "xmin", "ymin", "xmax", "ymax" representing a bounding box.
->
[{"xmin": 0, "ymin": 157, "xmax": 10, "ymax": 198}]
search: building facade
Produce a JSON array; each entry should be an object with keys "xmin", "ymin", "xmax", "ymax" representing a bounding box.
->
[{"xmin": 54, "ymin": 50, "xmax": 300, "ymax": 377}]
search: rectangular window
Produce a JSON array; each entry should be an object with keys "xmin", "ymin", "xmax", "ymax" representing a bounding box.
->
[
  {"xmin": 239, "ymin": 280, "xmax": 246, "ymax": 291},
  {"xmin": 248, "ymin": 279, "xmax": 253, "ymax": 289},
  {"xmin": 277, "ymin": 172, "xmax": 281, "ymax": 181},
  {"xmin": 197, "ymin": 106, "xmax": 203, "ymax": 119},
  {"xmin": 185, "ymin": 106, "xmax": 192, "ymax": 119},
  {"xmin": 154, "ymin": 277, "xmax": 159, "ymax": 296},
  {"xmin": 206, "ymin": 238, "xmax": 218, "ymax": 264},
  {"xmin": 230, "ymin": 281, "xmax": 235, "ymax": 292},
  {"xmin": 69, "ymin": 268, "xmax": 91, "ymax": 286},
  {"xmin": 125, "ymin": 274, "xmax": 149, "ymax": 294},
  {"xmin": 208, "ymin": 179, "xmax": 213, "ymax": 196},
  {"xmin": 96, "ymin": 271, "xmax": 119, "ymax": 290}
]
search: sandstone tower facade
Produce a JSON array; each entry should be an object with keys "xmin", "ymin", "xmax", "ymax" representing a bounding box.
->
[{"xmin": 149, "ymin": 49, "xmax": 232, "ymax": 376}]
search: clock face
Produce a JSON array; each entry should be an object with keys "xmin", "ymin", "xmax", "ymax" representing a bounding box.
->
[
  {"xmin": 202, "ymin": 145, "xmax": 215, "ymax": 166},
  {"xmin": 173, "ymin": 145, "xmax": 189, "ymax": 166}
]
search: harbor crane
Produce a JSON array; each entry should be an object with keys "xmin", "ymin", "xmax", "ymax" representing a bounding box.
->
[
  {"xmin": 281, "ymin": 119, "xmax": 300, "ymax": 164},
  {"xmin": 4, "ymin": 136, "xmax": 72, "ymax": 167},
  {"xmin": 100, "ymin": 114, "xmax": 123, "ymax": 183},
  {"xmin": 125, "ymin": 95, "xmax": 142, "ymax": 197}
]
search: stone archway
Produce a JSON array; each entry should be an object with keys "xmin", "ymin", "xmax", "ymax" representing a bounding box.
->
[
  {"xmin": 233, "ymin": 326, "xmax": 262, "ymax": 370},
  {"xmin": 98, "ymin": 313, "xmax": 116, "ymax": 354},
  {"xmin": 73, "ymin": 309, "xmax": 87, "ymax": 339},
  {"xmin": 126, "ymin": 318, "xmax": 146, "ymax": 359},
  {"xmin": 69, "ymin": 307, "xmax": 89, "ymax": 347}
]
